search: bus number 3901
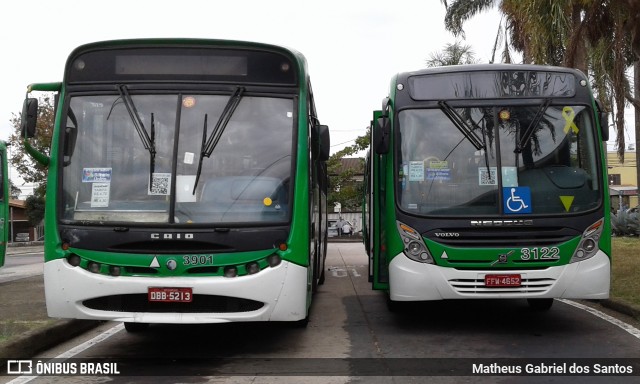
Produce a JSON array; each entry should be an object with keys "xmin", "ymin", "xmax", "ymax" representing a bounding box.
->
[
  {"xmin": 183, "ymin": 255, "xmax": 214, "ymax": 266},
  {"xmin": 520, "ymin": 247, "xmax": 560, "ymax": 261}
]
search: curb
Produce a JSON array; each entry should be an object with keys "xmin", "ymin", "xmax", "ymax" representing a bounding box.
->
[
  {"xmin": 0, "ymin": 319, "xmax": 103, "ymax": 359},
  {"xmin": 600, "ymin": 298, "xmax": 640, "ymax": 320}
]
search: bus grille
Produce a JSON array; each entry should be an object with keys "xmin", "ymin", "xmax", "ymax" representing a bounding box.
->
[
  {"xmin": 83, "ymin": 294, "xmax": 264, "ymax": 313},
  {"xmin": 426, "ymin": 227, "xmax": 578, "ymax": 248},
  {"xmin": 448, "ymin": 277, "xmax": 555, "ymax": 295}
]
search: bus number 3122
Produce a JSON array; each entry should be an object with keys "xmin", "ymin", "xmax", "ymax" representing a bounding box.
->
[{"xmin": 520, "ymin": 247, "xmax": 560, "ymax": 261}]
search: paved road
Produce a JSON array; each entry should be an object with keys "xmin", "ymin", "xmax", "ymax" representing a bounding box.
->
[
  {"xmin": 0, "ymin": 253, "xmax": 43, "ymax": 284},
  {"xmin": 2, "ymin": 242, "xmax": 640, "ymax": 383}
]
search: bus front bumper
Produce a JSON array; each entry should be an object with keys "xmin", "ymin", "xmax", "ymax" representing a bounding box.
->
[
  {"xmin": 388, "ymin": 251, "xmax": 610, "ymax": 301},
  {"xmin": 44, "ymin": 258, "xmax": 309, "ymax": 323}
]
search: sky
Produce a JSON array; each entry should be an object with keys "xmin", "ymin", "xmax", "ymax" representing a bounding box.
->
[{"xmin": 0, "ymin": 1, "xmax": 632, "ymax": 195}]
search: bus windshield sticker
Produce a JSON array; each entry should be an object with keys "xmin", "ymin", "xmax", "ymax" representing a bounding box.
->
[
  {"xmin": 562, "ymin": 106, "xmax": 579, "ymax": 134},
  {"xmin": 184, "ymin": 152, "xmax": 194, "ymax": 165},
  {"xmin": 427, "ymin": 160, "xmax": 450, "ymax": 181},
  {"xmin": 176, "ymin": 175, "xmax": 197, "ymax": 203},
  {"xmin": 90, "ymin": 183, "xmax": 110, "ymax": 207},
  {"xmin": 82, "ymin": 167, "xmax": 112, "ymax": 183},
  {"xmin": 478, "ymin": 167, "xmax": 497, "ymax": 186},
  {"xmin": 409, "ymin": 161, "xmax": 424, "ymax": 181},
  {"xmin": 149, "ymin": 173, "xmax": 171, "ymax": 195},
  {"xmin": 560, "ymin": 195, "xmax": 575, "ymax": 212},
  {"xmin": 503, "ymin": 187, "xmax": 532, "ymax": 214},
  {"xmin": 501, "ymin": 167, "xmax": 518, "ymax": 187}
]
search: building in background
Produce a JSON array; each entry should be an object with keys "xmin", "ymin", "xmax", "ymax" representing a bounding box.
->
[
  {"xmin": 9, "ymin": 199, "xmax": 43, "ymax": 242},
  {"xmin": 607, "ymin": 150, "xmax": 638, "ymax": 212},
  {"xmin": 329, "ymin": 158, "xmax": 364, "ymax": 234}
]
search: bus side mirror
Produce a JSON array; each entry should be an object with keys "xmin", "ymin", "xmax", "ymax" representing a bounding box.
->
[
  {"xmin": 21, "ymin": 98, "xmax": 38, "ymax": 138},
  {"xmin": 317, "ymin": 124, "xmax": 330, "ymax": 161},
  {"xmin": 374, "ymin": 116, "xmax": 390, "ymax": 154},
  {"xmin": 595, "ymin": 99, "xmax": 609, "ymax": 141}
]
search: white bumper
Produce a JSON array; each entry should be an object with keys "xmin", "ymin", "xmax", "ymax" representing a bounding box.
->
[
  {"xmin": 44, "ymin": 258, "xmax": 308, "ymax": 323},
  {"xmin": 389, "ymin": 251, "xmax": 610, "ymax": 301}
]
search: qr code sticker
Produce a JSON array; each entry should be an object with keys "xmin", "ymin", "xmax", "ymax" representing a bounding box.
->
[
  {"xmin": 149, "ymin": 173, "xmax": 171, "ymax": 195},
  {"xmin": 478, "ymin": 167, "xmax": 497, "ymax": 186}
]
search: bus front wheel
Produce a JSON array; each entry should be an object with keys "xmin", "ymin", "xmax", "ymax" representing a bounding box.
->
[
  {"xmin": 124, "ymin": 322, "xmax": 150, "ymax": 332},
  {"xmin": 527, "ymin": 298, "xmax": 554, "ymax": 311}
]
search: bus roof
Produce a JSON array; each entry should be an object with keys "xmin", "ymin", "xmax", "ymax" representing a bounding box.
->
[{"xmin": 64, "ymin": 38, "xmax": 308, "ymax": 87}]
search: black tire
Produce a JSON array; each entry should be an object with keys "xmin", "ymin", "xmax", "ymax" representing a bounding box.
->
[
  {"xmin": 318, "ymin": 234, "xmax": 327, "ymax": 286},
  {"xmin": 386, "ymin": 295, "xmax": 406, "ymax": 313},
  {"xmin": 318, "ymin": 267, "xmax": 326, "ymax": 285},
  {"xmin": 124, "ymin": 322, "xmax": 150, "ymax": 333},
  {"xmin": 527, "ymin": 298, "xmax": 554, "ymax": 311}
]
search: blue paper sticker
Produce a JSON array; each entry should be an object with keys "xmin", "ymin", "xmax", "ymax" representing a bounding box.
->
[{"xmin": 82, "ymin": 168, "xmax": 112, "ymax": 183}]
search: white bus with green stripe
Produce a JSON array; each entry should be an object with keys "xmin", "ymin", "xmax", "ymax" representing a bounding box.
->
[
  {"xmin": 21, "ymin": 39, "xmax": 330, "ymax": 330},
  {"xmin": 363, "ymin": 64, "xmax": 611, "ymax": 311}
]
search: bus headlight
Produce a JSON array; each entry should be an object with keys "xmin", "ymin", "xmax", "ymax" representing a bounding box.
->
[
  {"xmin": 67, "ymin": 254, "xmax": 81, "ymax": 267},
  {"xmin": 570, "ymin": 218, "xmax": 603, "ymax": 263},
  {"xmin": 87, "ymin": 262, "xmax": 101, "ymax": 273},
  {"xmin": 246, "ymin": 262, "xmax": 260, "ymax": 275},
  {"xmin": 224, "ymin": 266, "xmax": 238, "ymax": 278},
  {"xmin": 396, "ymin": 221, "xmax": 434, "ymax": 264}
]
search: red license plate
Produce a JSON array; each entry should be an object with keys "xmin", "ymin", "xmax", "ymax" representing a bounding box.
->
[
  {"xmin": 484, "ymin": 274, "xmax": 521, "ymax": 287},
  {"xmin": 148, "ymin": 287, "xmax": 193, "ymax": 303}
]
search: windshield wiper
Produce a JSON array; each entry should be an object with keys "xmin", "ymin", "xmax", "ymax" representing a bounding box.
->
[
  {"xmin": 515, "ymin": 98, "xmax": 551, "ymax": 153},
  {"xmin": 438, "ymin": 101, "xmax": 485, "ymax": 150},
  {"xmin": 193, "ymin": 87, "xmax": 245, "ymax": 194},
  {"xmin": 117, "ymin": 85, "xmax": 156, "ymax": 187}
]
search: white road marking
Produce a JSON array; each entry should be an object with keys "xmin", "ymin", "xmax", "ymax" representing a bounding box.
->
[
  {"xmin": 5, "ymin": 323, "xmax": 124, "ymax": 384},
  {"xmin": 559, "ymin": 299, "xmax": 640, "ymax": 339}
]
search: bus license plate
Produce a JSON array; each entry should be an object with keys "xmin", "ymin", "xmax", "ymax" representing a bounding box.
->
[
  {"xmin": 148, "ymin": 287, "xmax": 193, "ymax": 303},
  {"xmin": 485, "ymin": 274, "xmax": 521, "ymax": 287}
]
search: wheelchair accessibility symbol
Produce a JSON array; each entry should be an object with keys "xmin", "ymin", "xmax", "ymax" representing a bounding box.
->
[{"xmin": 503, "ymin": 187, "xmax": 532, "ymax": 214}]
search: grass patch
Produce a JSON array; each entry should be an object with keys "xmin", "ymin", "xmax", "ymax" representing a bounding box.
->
[
  {"xmin": 611, "ymin": 237, "xmax": 640, "ymax": 308},
  {"xmin": 0, "ymin": 320, "xmax": 52, "ymax": 343}
]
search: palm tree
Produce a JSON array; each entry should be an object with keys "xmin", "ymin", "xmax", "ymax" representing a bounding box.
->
[
  {"xmin": 441, "ymin": 0, "xmax": 639, "ymax": 162},
  {"xmin": 426, "ymin": 41, "xmax": 477, "ymax": 67}
]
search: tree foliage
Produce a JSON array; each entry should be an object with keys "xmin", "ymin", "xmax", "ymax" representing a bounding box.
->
[
  {"xmin": 426, "ymin": 41, "xmax": 477, "ymax": 67},
  {"xmin": 441, "ymin": 0, "xmax": 640, "ymax": 162},
  {"xmin": 8, "ymin": 94, "xmax": 53, "ymax": 190},
  {"xmin": 25, "ymin": 194, "xmax": 46, "ymax": 226},
  {"xmin": 327, "ymin": 129, "xmax": 370, "ymax": 211},
  {"xmin": 9, "ymin": 179, "xmax": 22, "ymax": 199},
  {"xmin": 8, "ymin": 94, "xmax": 53, "ymax": 223}
]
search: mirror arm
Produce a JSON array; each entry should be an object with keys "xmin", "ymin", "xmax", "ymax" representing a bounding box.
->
[{"xmin": 23, "ymin": 138, "xmax": 50, "ymax": 167}]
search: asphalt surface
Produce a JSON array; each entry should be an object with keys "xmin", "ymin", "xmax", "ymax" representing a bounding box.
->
[{"xmin": 0, "ymin": 239, "xmax": 638, "ymax": 361}]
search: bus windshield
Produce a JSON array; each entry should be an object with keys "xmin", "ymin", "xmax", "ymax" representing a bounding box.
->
[
  {"xmin": 62, "ymin": 93, "xmax": 294, "ymax": 225},
  {"xmin": 397, "ymin": 104, "xmax": 600, "ymax": 216}
]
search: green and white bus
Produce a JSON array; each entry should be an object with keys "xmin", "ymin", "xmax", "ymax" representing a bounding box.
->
[
  {"xmin": 0, "ymin": 141, "xmax": 8, "ymax": 266},
  {"xmin": 363, "ymin": 64, "xmax": 610, "ymax": 310},
  {"xmin": 21, "ymin": 39, "xmax": 330, "ymax": 329}
]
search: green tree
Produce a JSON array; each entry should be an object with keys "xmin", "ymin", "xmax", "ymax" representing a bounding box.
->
[
  {"xmin": 9, "ymin": 180, "xmax": 22, "ymax": 199},
  {"xmin": 327, "ymin": 130, "xmax": 369, "ymax": 211},
  {"xmin": 441, "ymin": 0, "xmax": 639, "ymax": 162},
  {"xmin": 426, "ymin": 41, "xmax": 477, "ymax": 67},
  {"xmin": 8, "ymin": 94, "xmax": 53, "ymax": 223}
]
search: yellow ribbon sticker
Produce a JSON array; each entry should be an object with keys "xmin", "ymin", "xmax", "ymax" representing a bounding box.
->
[{"xmin": 562, "ymin": 106, "xmax": 579, "ymax": 134}]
